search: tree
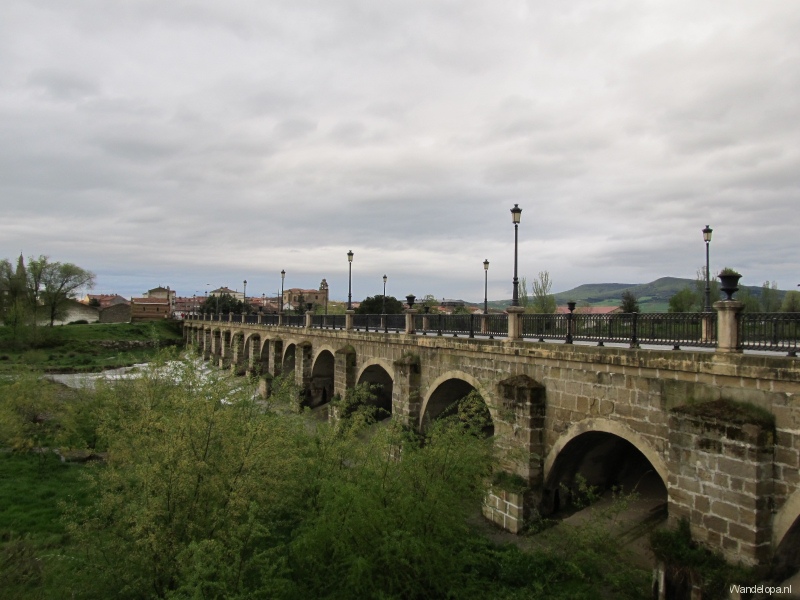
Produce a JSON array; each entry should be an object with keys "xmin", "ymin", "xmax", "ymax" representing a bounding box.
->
[
  {"xmin": 27, "ymin": 256, "xmax": 95, "ymax": 327},
  {"xmin": 0, "ymin": 256, "xmax": 32, "ymax": 343},
  {"xmin": 421, "ymin": 294, "xmax": 440, "ymax": 314},
  {"xmin": 735, "ymin": 287, "xmax": 762, "ymax": 313},
  {"xmin": 530, "ymin": 271, "xmax": 557, "ymax": 314},
  {"xmin": 619, "ymin": 290, "xmax": 640, "ymax": 313},
  {"xmin": 200, "ymin": 292, "xmax": 243, "ymax": 315},
  {"xmin": 518, "ymin": 277, "xmax": 530, "ymax": 309},
  {"xmin": 781, "ymin": 291, "xmax": 800, "ymax": 313},
  {"xmin": 668, "ymin": 288, "xmax": 698, "ymax": 313},
  {"xmin": 760, "ymin": 280, "xmax": 781, "ymax": 312},
  {"xmin": 694, "ymin": 267, "xmax": 720, "ymax": 308},
  {"xmin": 355, "ymin": 295, "xmax": 403, "ymax": 314}
]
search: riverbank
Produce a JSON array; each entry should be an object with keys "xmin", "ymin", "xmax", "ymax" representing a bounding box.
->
[{"xmin": 0, "ymin": 321, "xmax": 184, "ymax": 373}]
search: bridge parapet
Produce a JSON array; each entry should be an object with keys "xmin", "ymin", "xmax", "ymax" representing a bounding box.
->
[{"xmin": 190, "ymin": 306, "xmax": 800, "ymax": 356}]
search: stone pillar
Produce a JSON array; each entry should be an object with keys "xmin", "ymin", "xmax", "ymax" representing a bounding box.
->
[
  {"xmin": 714, "ymin": 300, "xmax": 744, "ymax": 353},
  {"xmin": 506, "ymin": 306, "xmax": 525, "ymax": 340},
  {"xmin": 305, "ymin": 310, "xmax": 313, "ymax": 329},
  {"xmin": 268, "ymin": 340, "xmax": 282, "ymax": 377},
  {"xmin": 231, "ymin": 334, "xmax": 240, "ymax": 370},
  {"xmin": 668, "ymin": 403, "xmax": 774, "ymax": 566},
  {"xmin": 202, "ymin": 329, "xmax": 211, "ymax": 359},
  {"xmin": 278, "ymin": 313, "xmax": 284, "ymax": 326},
  {"xmin": 334, "ymin": 346, "xmax": 356, "ymax": 400},
  {"xmin": 392, "ymin": 353, "xmax": 421, "ymax": 427},
  {"xmin": 296, "ymin": 343, "xmax": 313, "ymax": 390},
  {"xmin": 404, "ymin": 309, "xmax": 417, "ymax": 334},
  {"xmin": 247, "ymin": 337, "xmax": 256, "ymax": 374},
  {"xmin": 210, "ymin": 330, "xmax": 220, "ymax": 363},
  {"xmin": 345, "ymin": 310, "xmax": 354, "ymax": 331},
  {"xmin": 257, "ymin": 314, "xmax": 263, "ymax": 324}
]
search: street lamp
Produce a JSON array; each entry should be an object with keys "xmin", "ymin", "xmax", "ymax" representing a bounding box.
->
[
  {"xmin": 702, "ymin": 225, "xmax": 713, "ymax": 312},
  {"xmin": 510, "ymin": 204, "xmax": 522, "ymax": 306},
  {"xmin": 382, "ymin": 274, "xmax": 387, "ymax": 315},
  {"xmin": 483, "ymin": 259, "xmax": 489, "ymax": 314},
  {"xmin": 243, "ymin": 279, "xmax": 247, "ymax": 314},
  {"xmin": 280, "ymin": 270, "xmax": 285, "ymax": 315},
  {"xmin": 347, "ymin": 250, "xmax": 354, "ymax": 310}
]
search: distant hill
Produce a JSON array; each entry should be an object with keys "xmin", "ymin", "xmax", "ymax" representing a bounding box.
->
[{"xmin": 485, "ymin": 277, "xmax": 790, "ymax": 313}]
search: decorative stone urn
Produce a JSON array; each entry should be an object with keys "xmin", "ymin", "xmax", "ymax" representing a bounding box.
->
[
  {"xmin": 406, "ymin": 294, "xmax": 416, "ymax": 309},
  {"xmin": 718, "ymin": 270, "xmax": 742, "ymax": 301}
]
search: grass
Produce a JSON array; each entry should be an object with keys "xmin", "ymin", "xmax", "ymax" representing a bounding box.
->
[
  {"xmin": 0, "ymin": 453, "xmax": 98, "ymax": 600},
  {"xmin": 0, "ymin": 321, "xmax": 184, "ymax": 373},
  {"xmin": 0, "ymin": 452, "xmax": 91, "ymax": 540}
]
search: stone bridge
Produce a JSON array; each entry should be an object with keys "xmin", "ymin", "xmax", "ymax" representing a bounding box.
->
[{"xmin": 183, "ymin": 315, "xmax": 800, "ymax": 571}]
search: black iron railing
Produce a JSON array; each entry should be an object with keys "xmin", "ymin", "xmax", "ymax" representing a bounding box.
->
[
  {"xmin": 482, "ymin": 314, "xmax": 508, "ymax": 339},
  {"xmin": 521, "ymin": 314, "xmax": 569, "ymax": 340},
  {"xmin": 283, "ymin": 315, "xmax": 305, "ymax": 327},
  {"xmin": 313, "ymin": 314, "xmax": 346, "ymax": 330},
  {"xmin": 182, "ymin": 312, "xmax": 799, "ymax": 355},
  {"xmin": 262, "ymin": 313, "xmax": 280, "ymax": 326},
  {"xmin": 522, "ymin": 312, "xmax": 716, "ymax": 348},
  {"xmin": 353, "ymin": 314, "xmax": 383, "ymax": 332},
  {"xmin": 741, "ymin": 313, "xmax": 800, "ymax": 356}
]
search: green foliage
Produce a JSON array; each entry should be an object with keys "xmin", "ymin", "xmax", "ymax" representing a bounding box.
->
[
  {"xmin": 651, "ymin": 519, "xmax": 756, "ymax": 599},
  {"xmin": 530, "ymin": 271, "xmax": 557, "ymax": 314},
  {"xmin": 735, "ymin": 287, "xmax": 763, "ymax": 313},
  {"xmin": 0, "ymin": 372, "xmax": 63, "ymax": 451},
  {"xmin": 66, "ymin": 358, "xmax": 307, "ymax": 598},
  {"xmin": 355, "ymin": 295, "xmax": 404, "ymax": 314},
  {"xmin": 668, "ymin": 287, "xmax": 699, "ymax": 313},
  {"xmin": 619, "ymin": 290, "xmax": 640, "ymax": 313},
  {"xmin": 420, "ymin": 294, "xmax": 440, "ymax": 313},
  {"xmin": 760, "ymin": 280, "xmax": 781, "ymax": 312},
  {"xmin": 200, "ymin": 292, "xmax": 243, "ymax": 315},
  {"xmin": 781, "ymin": 290, "xmax": 800, "ymax": 313},
  {"xmin": 0, "ymin": 358, "xmax": 653, "ymax": 599},
  {"xmin": 0, "ymin": 321, "xmax": 184, "ymax": 373}
]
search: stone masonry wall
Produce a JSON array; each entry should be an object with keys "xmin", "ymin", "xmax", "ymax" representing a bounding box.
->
[{"xmin": 668, "ymin": 405, "xmax": 774, "ymax": 565}]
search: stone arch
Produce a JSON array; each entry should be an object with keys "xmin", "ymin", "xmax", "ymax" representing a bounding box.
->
[
  {"xmin": 307, "ymin": 349, "xmax": 335, "ymax": 408},
  {"xmin": 542, "ymin": 418, "xmax": 668, "ymax": 514},
  {"xmin": 772, "ymin": 490, "xmax": 800, "ymax": 579},
  {"xmin": 774, "ymin": 491, "xmax": 800, "ymax": 548},
  {"xmin": 419, "ymin": 371, "xmax": 495, "ymax": 436},
  {"xmin": 356, "ymin": 359, "xmax": 395, "ymax": 417}
]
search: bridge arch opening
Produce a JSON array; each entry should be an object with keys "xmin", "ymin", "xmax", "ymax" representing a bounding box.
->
[
  {"xmin": 421, "ymin": 378, "xmax": 493, "ymax": 438},
  {"xmin": 543, "ymin": 431, "xmax": 667, "ymax": 516},
  {"xmin": 772, "ymin": 491, "xmax": 800, "ymax": 581},
  {"xmin": 356, "ymin": 364, "xmax": 393, "ymax": 419},
  {"xmin": 306, "ymin": 350, "xmax": 335, "ymax": 408},
  {"xmin": 282, "ymin": 344, "xmax": 296, "ymax": 374}
]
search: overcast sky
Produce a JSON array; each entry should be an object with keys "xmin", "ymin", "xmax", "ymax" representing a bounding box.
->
[{"xmin": 2, "ymin": 1, "xmax": 798, "ymax": 303}]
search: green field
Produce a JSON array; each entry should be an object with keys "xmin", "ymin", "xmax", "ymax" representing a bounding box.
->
[{"xmin": 0, "ymin": 321, "xmax": 184, "ymax": 373}]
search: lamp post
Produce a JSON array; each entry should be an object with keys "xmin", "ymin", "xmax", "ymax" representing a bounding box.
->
[
  {"xmin": 382, "ymin": 274, "xmax": 387, "ymax": 315},
  {"xmin": 483, "ymin": 259, "xmax": 489, "ymax": 314},
  {"xmin": 347, "ymin": 250, "xmax": 354, "ymax": 310},
  {"xmin": 243, "ymin": 279, "xmax": 247, "ymax": 314},
  {"xmin": 510, "ymin": 204, "xmax": 522, "ymax": 306},
  {"xmin": 280, "ymin": 270, "xmax": 285, "ymax": 315},
  {"xmin": 703, "ymin": 225, "xmax": 713, "ymax": 312}
]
